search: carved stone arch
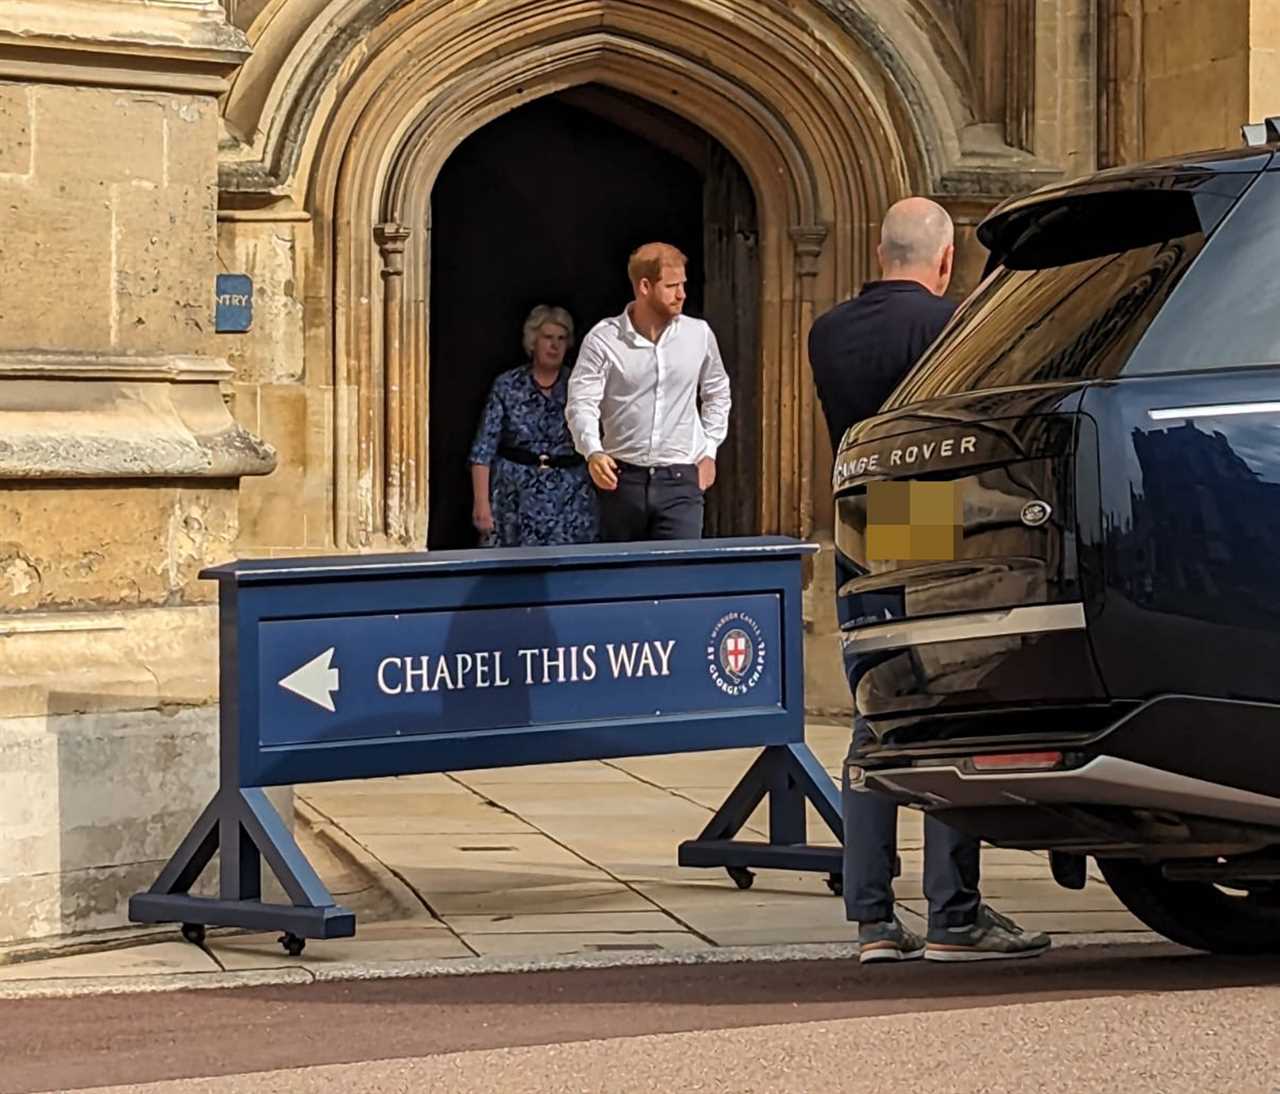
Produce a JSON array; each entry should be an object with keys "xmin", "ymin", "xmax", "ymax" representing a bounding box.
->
[
  {"xmin": 220, "ymin": 0, "xmax": 974, "ymax": 198},
  {"xmin": 224, "ymin": 0, "xmax": 957, "ymax": 548}
]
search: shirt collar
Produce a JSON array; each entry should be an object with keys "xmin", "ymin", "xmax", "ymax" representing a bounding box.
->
[
  {"xmin": 523, "ymin": 365, "xmax": 565, "ymax": 392},
  {"xmin": 860, "ymin": 279, "xmax": 938, "ymax": 297},
  {"xmin": 621, "ymin": 304, "xmax": 679, "ymax": 347}
]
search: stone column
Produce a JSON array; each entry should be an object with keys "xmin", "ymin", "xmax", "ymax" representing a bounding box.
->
[
  {"xmin": 1004, "ymin": 0, "xmax": 1037, "ymax": 152},
  {"xmin": 1097, "ymin": 0, "xmax": 1143, "ymax": 167},
  {"xmin": 790, "ymin": 225, "xmax": 828, "ymax": 540},
  {"xmin": 375, "ymin": 223, "xmax": 413, "ymax": 543}
]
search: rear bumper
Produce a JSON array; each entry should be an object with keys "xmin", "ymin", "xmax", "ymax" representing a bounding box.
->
[
  {"xmin": 856, "ymin": 754, "xmax": 1280, "ymax": 831},
  {"xmin": 842, "ymin": 602, "xmax": 1087, "ymax": 656},
  {"xmin": 845, "ymin": 600, "xmax": 1107, "ymax": 742}
]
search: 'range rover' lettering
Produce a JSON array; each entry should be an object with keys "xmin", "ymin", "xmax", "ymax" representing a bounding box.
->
[{"xmin": 833, "ymin": 434, "xmax": 975, "ymax": 486}]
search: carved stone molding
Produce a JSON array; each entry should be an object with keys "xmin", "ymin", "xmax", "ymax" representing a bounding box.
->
[
  {"xmin": 374, "ymin": 223, "xmax": 415, "ymax": 542},
  {"xmin": 790, "ymin": 225, "xmax": 829, "ymax": 283},
  {"xmin": 788, "ymin": 224, "xmax": 829, "ymax": 539},
  {"xmin": 0, "ymin": 353, "xmax": 275, "ymax": 480},
  {"xmin": 374, "ymin": 223, "xmax": 413, "ymax": 276},
  {"xmin": 0, "ymin": 352, "xmax": 233, "ymax": 384},
  {"xmin": 0, "ymin": 0, "xmax": 249, "ymax": 95}
]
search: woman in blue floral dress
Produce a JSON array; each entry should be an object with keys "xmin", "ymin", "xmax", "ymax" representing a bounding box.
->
[{"xmin": 469, "ymin": 305, "xmax": 599, "ymax": 547}]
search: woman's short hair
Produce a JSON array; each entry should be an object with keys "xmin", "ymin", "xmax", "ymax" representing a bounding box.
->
[{"xmin": 522, "ymin": 305, "xmax": 575, "ymax": 357}]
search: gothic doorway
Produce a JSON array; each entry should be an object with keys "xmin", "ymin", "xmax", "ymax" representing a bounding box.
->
[{"xmin": 427, "ymin": 86, "xmax": 761, "ymax": 549}]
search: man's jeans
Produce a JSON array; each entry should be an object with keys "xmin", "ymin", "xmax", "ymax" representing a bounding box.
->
[
  {"xmin": 842, "ymin": 714, "xmax": 981, "ymax": 929},
  {"xmin": 598, "ymin": 462, "xmax": 704, "ymax": 541}
]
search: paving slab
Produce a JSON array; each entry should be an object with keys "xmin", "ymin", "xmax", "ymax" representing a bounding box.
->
[
  {"xmin": 299, "ymin": 774, "xmax": 470, "ymax": 798},
  {"xmin": 451, "ymin": 762, "xmax": 641, "ymax": 785},
  {"xmin": 634, "ymin": 876, "xmax": 841, "ymax": 909},
  {"xmin": 447, "ymin": 911, "xmax": 683, "ymax": 935},
  {"xmin": 333, "ymin": 812, "xmax": 538, "ymax": 837},
  {"xmin": 607, "ymin": 748, "xmax": 769, "ymax": 787},
  {"xmin": 211, "ymin": 921, "xmax": 473, "ymax": 971},
  {"xmin": 0, "ymin": 942, "xmax": 219, "ymax": 981},
  {"xmin": 358, "ymin": 831, "xmax": 599, "ymax": 877},
  {"xmin": 463, "ymin": 786, "xmax": 707, "ymax": 821},
  {"xmin": 305, "ymin": 788, "xmax": 519, "ymax": 818},
  {"xmin": 460, "ymin": 931, "xmax": 709, "ymax": 958},
  {"xmin": 703, "ymin": 925, "xmax": 856, "ymax": 947},
  {"xmin": 428, "ymin": 882, "xmax": 654, "ymax": 918}
]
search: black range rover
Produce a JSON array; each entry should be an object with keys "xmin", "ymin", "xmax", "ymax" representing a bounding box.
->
[{"xmin": 834, "ymin": 140, "xmax": 1280, "ymax": 954}]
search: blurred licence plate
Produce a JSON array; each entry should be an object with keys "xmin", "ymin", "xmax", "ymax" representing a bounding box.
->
[{"xmin": 866, "ymin": 481, "xmax": 961, "ymax": 562}]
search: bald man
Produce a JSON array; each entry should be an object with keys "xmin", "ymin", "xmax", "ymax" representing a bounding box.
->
[
  {"xmin": 567, "ymin": 243, "xmax": 731, "ymax": 541},
  {"xmin": 809, "ymin": 197, "xmax": 957, "ymax": 450},
  {"xmin": 809, "ymin": 197, "xmax": 1050, "ymax": 964}
]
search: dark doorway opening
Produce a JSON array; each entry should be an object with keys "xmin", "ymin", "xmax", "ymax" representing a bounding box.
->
[{"xmin": 428, "ymin": 86, "xmax": 760, "ymax": 549}]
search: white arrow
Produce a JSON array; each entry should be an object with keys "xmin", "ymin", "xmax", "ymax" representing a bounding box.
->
[{"xmin": 278, "ymin": 647, "xmax": 340, "ymax": 713}]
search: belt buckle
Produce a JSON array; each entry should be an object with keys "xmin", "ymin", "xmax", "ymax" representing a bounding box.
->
[{"xmin": 537, "ymin": 453, "xmax": 551, "ymax": 470}]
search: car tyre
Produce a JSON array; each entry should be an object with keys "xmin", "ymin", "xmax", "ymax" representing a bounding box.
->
[{"xmin": 1098, "ymin": 857, "xmax": 1280, "ymax": 955}]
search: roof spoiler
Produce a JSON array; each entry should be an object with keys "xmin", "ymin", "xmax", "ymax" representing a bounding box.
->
[{"xmin": 1242, "ymin": 117, "xmax": 1280, "ymax": 146}]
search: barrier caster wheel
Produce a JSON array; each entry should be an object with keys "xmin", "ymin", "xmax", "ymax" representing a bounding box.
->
[
  {"xmin": 180, "ymin": 923, "xmax": 206, "ymax": 946},
  {"xmin": 727, "ymin": 866, "xmax": 755, "ymax": 890},
  {"xmin": 826, "ymin": 874, "xmax": 844, "ymax": 897},
  {"xmin": 279, "ymin": 933, "xmax": 306, "ymax": 957}
]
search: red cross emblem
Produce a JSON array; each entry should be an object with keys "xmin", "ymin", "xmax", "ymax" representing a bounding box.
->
[{"xmin": 721, "ymin": 630, "xmax": 752, "ymax": 678}]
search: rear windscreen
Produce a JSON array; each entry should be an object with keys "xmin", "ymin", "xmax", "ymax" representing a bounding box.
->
[{"xmin": 884, "ymin": 176, "xmax": 1253, "ymax": 408}]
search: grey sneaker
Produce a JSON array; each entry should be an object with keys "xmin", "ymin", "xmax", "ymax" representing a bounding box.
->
[
  {"xmin": 858, "ymin": 917, "xmax": 926, "ymax": 964},
  {"xmin": 924, "ymin": 904, "xmax": 1051, "ymax": 962}
]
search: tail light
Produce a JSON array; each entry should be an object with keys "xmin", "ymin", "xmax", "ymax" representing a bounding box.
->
[{"xmin": 970, "ymin": 751, "xmax": 1064, "ymax": 772}]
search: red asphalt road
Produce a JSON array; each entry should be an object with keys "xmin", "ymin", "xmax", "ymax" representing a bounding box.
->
[{"xmin": 5, "ymin": 944, "xmax": 1280, "ymax": 1094}]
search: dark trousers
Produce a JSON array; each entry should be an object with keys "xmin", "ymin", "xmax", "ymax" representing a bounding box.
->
[
  {"xmin": 843, "ymin": 714, "xmax": 981, "ymax": 929},
  {"xmin": 597, "ymin": 463, "xmax": 704, "ymax": 542}
]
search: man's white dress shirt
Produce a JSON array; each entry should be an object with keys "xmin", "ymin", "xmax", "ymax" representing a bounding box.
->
[{"xmin": 566, "ymin": 308, "xmax": 732, "ymax": 466}]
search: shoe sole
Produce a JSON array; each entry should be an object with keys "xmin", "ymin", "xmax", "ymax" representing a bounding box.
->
[
  {"xmin": 859, "ymin": 945, "xmax": 926, "ymax": 964},
  {"xmin": 923, "ymin": 942, "xmax": 1051, "ymax": 963}
]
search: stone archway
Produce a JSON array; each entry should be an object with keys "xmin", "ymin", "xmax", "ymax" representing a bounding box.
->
[
  {"xmin": 220, "ymin": 0, "xmax": 962, "ymax": 550},
  {"xmin": 424, "ymin": 89, "xmax": 759, "ymax": 550}
]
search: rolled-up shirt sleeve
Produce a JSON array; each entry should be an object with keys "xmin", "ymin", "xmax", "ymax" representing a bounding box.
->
[
  {"xmin": 566, "ymin": 335, "xmax": 608, "ymax": 459},
  {"xmin": 697, "ymin": 325, "xmax": 732, "ymax": 461},
  {"xmin": 469, "ymin": 378, "xmax": 504, "ymax": 465}
]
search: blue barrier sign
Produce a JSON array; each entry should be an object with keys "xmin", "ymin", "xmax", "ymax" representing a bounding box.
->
[
  {"xmin": 260, "ymin": 594, "xmax": 782, "ymax": 747},
  {"xmin": 215, "ymin": 274, "xmax": 253, "ymax": 333},
  {"xmin": 130, "ymin": 539, "xmax": 841, "ymax": 955}
]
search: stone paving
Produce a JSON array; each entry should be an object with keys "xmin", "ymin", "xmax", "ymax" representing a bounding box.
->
[{"xmin": 0, "ymin": 723, "xmax": 1150, "ymax": 990}]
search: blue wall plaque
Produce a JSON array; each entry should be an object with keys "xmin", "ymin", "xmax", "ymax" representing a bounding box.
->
[{"xmin": 215, "ymin": 274, "xmax": 253, "ymax": 333}]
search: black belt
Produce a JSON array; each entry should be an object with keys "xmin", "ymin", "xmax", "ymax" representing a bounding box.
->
[
  {"xmin": 498, "ymin": 446, "xmax": 583, "ymax": 470},
  {"xmin": 614, "ymin": 460, "xmax": 697, "ymax": 475}
]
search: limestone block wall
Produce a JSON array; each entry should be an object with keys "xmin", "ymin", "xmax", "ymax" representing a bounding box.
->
[
  {"xmin": 217, "ymin": 219, "xmax": 334, "ymax": 554},
  {"xmin": 1103, "ymin": 0, "xmax": 1280, "ymax": 163},
  {"xmin": 1142, "ymin": 0, "xmax": 1252, "ymax": 157},
  {"xmin": 0, "ymin": 86, "xmax": 218, "ymax": 355},
  {"xmin": 0, "ymin": 3, "xmax": 275, "ymax": 944}
]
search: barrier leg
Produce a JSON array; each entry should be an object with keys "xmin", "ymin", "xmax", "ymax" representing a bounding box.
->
[
  {"xmin": 677, "ymin": 743, "xmax": 845, "ymax": 893},
  {"xmin": 129, "ymin": 788, "xmax": 355, "ymax": 953}
]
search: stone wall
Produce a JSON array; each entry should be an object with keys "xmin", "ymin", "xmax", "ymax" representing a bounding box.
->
[
  {"xmin": 217, "ymin": 219, "xmax": 334, "ymax": 554},
  {"xmin": 1100, "ymin": 0, "xmax": 1280, "ymax": 164},
  {"xmin": 0, "ymin": 85, "xmax": 218, "ymax": 355},
  {"xmin": 1143, "ymin": 0, "xmax": 1252, "ymax": 157},
  {"xmin": 0, "ymin": 1, "xmax": 273, "ymax": 944}
]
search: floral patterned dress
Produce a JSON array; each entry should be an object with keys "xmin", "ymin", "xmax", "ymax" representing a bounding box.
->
[{"xmin": 469, "ymin": 366, "xmax": 599, "ymax": 547}]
